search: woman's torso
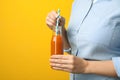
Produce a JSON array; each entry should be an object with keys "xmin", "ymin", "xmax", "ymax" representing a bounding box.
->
[{"xmin": 67, "ymin": 0, "xmax": 120, "ymax": 80}]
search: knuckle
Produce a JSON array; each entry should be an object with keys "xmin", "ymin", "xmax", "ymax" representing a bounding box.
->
[
  {"xmin": 70, "ymin": 65, "xmax": 74, "ymax": 69},
  {"xmin": 70, "ymin": 55, "xmax": 74, "ymax": 58},
  {"xmin": 69, "ymin": 59, "xmax": 74, "ymax": 64},
  {"xmin": 70, "ymin": 55, "xmax": 74, "ymax": 60},
  {"xmin": 68, "ymin": 56, "xmax": 75, "ymax": 64}
]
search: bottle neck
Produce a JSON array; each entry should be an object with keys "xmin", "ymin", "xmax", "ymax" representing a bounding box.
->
[{"xmin": 53, "ymin": 26, "xmax": 62, "ymax": 36}]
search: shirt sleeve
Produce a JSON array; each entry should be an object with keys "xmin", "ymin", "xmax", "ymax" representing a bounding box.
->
[{"xmin": 112, "ymin": 57, "xmax": 120, "ymax": 78}]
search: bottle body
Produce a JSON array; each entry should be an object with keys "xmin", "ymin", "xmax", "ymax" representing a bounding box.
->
[{"xmin": 51, "ymin": 27, "xmax": 63, "ymax": 55}]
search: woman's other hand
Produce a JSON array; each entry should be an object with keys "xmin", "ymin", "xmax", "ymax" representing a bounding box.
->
[{"xmin": 50, "ymin": 55, "xmax": 88, "ymax": 74}]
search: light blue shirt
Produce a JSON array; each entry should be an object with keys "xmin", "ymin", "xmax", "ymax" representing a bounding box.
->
[{"xmin": 67, "ymin": 0, "xmax": 120, "ymax": 80}]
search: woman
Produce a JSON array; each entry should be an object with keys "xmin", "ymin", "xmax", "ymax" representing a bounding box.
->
[{"xmin": 46, "ymin": 0, "xmax": 120, "ymax": 80}]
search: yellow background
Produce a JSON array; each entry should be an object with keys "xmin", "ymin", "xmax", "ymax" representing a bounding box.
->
[{"xmin": 0, "ymin": 0, "xmax": 73, "ymax": 80}]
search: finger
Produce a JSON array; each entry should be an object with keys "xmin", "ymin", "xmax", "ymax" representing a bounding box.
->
[
  {"xmin": 50, "ymin": 62, "xmax": 75, "ymax": 70},
  {"xmin": 46, "ymin": 17, "xmax": 56, "ymax": 26},
  {"xmin": 46, "ymin": 20, "xmax": 55, "ymax": 27},
  {"xmin": 52, "ymin": 67, "xmax": 72, "ymax": 73},
  {"xmin": 48, "ymin": 15, "xmax": 56, "ymax": 21},
  {"xmin": 48, "ymin": 11, "xmax": 58, "ymax": 20},
  {"xmin": 51, "ymin": 11, "xmax": 58, "ymax": 18},
  {"xmin": 50, "ymin": 59, "xmax": 69, "ymax": 64},
  {"xmin": 50, "ymin": 63, "xmax": 71, "ymax": 69},
  {"xmin": 51, "ymin": 55, "xmax": 70, "ymax": 59}
]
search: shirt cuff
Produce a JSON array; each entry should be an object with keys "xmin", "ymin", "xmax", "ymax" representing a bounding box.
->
[{"xmin": 112, "ymin": 57, "xmax": 120, "ymax": 78}]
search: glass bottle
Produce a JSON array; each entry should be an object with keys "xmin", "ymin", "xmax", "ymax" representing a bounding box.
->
[
  {"xmin": 51, "ymin": 9, "xmax": 63, "ymax": 55},
  {"xmin": 51, "ymin": 26, "xmax": 63, "ymax": 55}
]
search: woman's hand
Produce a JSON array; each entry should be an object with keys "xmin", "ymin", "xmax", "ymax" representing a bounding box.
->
[
  {"xmin": 46, "ymin": 10, "xmax": 70, "ymax": 50},
  {"xmin": 50, "ymin": 55, "xmax": 88, "ymax": 74},
  {"xmin": 46, "ymin": 10, "xmax": 65, "ymax": 30},
  {"xmin": 50, "ymin": 55, "xmax": 118, "ymax": 77}
]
